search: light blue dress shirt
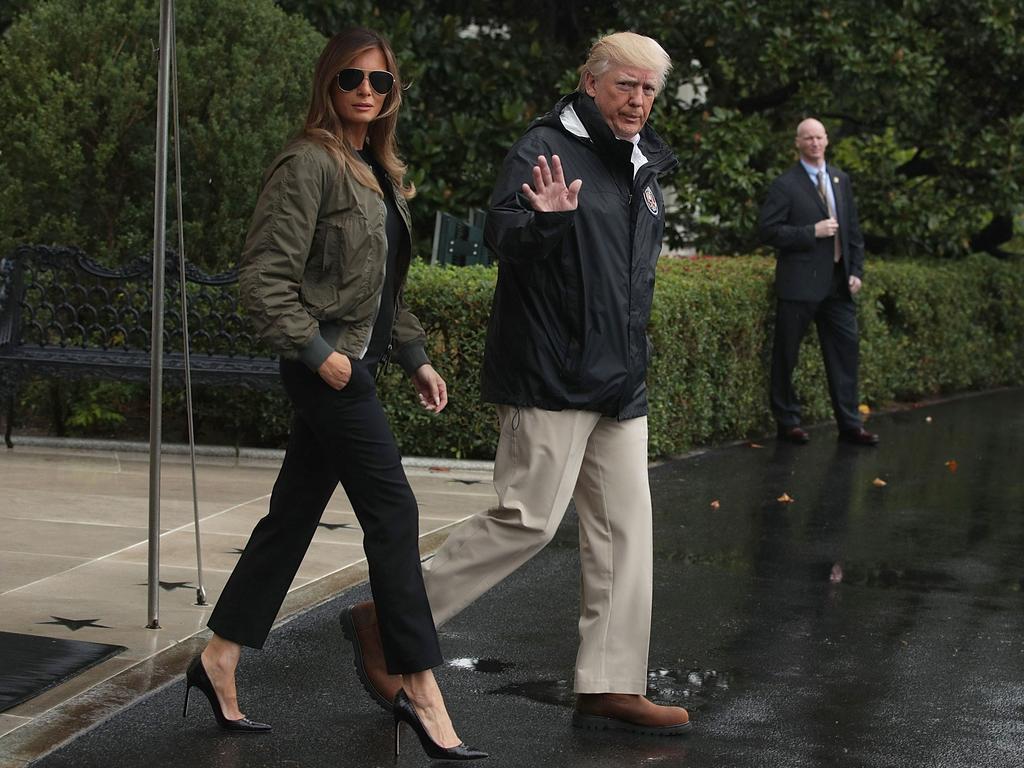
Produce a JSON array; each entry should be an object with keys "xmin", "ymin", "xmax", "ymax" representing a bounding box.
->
[{"xmin": 800, "ymin": 159, "xmax": 837, "ymax": 217}]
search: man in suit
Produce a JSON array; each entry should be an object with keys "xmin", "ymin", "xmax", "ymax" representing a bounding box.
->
[{"xmin": 758, "ymin": 117, "xmax": 879, "ymax": 446}]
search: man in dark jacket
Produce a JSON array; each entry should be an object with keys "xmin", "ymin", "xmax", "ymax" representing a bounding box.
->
[
  {"xmin": 759, "ymin": 118, "xmax": 879, "ymax": 446},
  {"xmin": 342, "ymin": 32, "xmax": 691, "ymax": 736}
]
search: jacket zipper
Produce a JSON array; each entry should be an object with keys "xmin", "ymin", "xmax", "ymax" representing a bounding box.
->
[{"xmin": 358, "ymin": 196, "xmax": 389, "ymax": 360}]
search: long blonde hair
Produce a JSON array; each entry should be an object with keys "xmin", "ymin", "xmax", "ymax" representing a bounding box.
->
[{"xmin": 303, "ymin": 28, "xmax": 414, "ymax": 200}]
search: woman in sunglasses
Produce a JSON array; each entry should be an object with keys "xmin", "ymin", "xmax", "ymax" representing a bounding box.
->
[{"xmin": 182, "ymin": 27, "xmax": 486, "ymax": 761}]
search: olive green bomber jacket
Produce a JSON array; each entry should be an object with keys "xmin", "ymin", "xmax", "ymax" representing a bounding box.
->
[{"xmin": 238, "ymin": 139, "xmax": 430, "ymax": 374}]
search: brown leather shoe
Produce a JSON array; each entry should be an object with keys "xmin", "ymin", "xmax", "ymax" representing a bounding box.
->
[
  {"xmin": 777, "ymin": 425, "xmax": 810, "ymax": 444},
  {"xmin": 339, "ymin": 601, "xmax": 401, "ymax": 712},
  {"xmin": 573, "ymin": 693, "xmax": 691, "ymax": 736},
  {"xmin": 838, "ymin": 427, "xmax": 880, "ymax": 446}
]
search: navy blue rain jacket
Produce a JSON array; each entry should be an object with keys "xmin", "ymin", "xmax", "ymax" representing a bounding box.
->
[{"xmin": 481, "ymin": 92, "xmax": 678, "ymax": 419}]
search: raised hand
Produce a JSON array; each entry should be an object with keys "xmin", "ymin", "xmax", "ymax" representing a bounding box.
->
[{"xmin": 521, "ymin": 154, "xmax": 583, "ymax": 212}]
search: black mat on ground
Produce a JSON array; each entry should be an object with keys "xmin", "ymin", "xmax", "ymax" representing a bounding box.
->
[{"xmin": 0, "ymin": 632, "xmax": 125, "ymax": 713}]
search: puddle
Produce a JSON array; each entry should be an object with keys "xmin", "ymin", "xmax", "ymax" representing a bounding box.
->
[
  {"xmin": 492, "ymin": 668, "xmax": 730, "ymax": 711},
  {"xmin": 646, "ymin": 668, "xmax": 731, "ymax": 708},
  {"xmin": 447, "ymin": 657, "xmax": 515, "ymax": 674}
]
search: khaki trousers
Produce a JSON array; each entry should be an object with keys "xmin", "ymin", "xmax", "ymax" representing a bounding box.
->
[{"xmin": 422, "ymin": 406, "xmax": 653, "ymax": 694}]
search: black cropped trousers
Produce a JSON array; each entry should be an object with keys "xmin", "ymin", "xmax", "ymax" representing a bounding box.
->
[{"xmin": 207, "ymin": 358, "xmax": 442, "ymax": 673}]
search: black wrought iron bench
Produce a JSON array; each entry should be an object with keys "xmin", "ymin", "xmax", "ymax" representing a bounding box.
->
[{"xmin": 0, "ymin": 244, "xmax": 279, "ymax": 447}]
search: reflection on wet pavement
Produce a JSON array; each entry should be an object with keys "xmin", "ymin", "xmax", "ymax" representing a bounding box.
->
[{"xmin": 448, "ymin": 657, "xmax": 515, "ymax": 674}]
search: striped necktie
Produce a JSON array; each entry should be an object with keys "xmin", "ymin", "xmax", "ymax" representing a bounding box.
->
[{"xmin": 817, "ymin": 170, "xmax": 841, "ymax": 263}]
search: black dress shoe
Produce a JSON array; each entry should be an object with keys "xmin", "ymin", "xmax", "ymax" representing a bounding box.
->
[
  {"xmin": 838, "ymin": 427, "xmax": 880, "ymax": 446},
  {"xmin": 777, "ymin": 425, "xmax": 810, "ymax": 444}
]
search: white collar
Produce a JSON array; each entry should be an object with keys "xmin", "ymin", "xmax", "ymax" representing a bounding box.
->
[{"xmin": 559, "ymin": 103, "xmax": 648, "ymax": 178}]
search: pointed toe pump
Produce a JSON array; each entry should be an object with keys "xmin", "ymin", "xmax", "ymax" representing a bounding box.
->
[
  {"xmin": 183, "ymin": 655, "xmax": 272, "ymax": 733},
  {"xmin": 392, "ymin": 688, "xmax": 487, "ymax": 761}
]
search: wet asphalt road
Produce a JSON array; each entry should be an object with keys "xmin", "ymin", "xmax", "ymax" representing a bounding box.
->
[{"xmin": 30, "ymin": 389, "xmax": 1024, "ymax": 767}]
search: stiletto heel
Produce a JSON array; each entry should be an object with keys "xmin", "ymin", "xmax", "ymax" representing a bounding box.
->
[
  {"xmin": 391, "ymin": 688, "xmax": 487, "ymax": 761},
  {"xmin": 183, "ymin": 654, "xmax": 272, "ymax": 733}
]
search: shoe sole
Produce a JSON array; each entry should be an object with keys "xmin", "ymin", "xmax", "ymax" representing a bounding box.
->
[
  {"xmin": 339, "ymin": 607, "xmax": 393, "ymax": 713},
  {"xmin": 572, "ymin": 712, "xmax": 692, "ymax": 737}
]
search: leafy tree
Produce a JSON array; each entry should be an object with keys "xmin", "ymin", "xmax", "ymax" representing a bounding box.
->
[
  {"xmin": 282, "ymin": 0, "xmax": 1023, "ymax": 259},
  {"xmin": 2, "ymin": 0, "xmax": 1020, "ymax": 264},
  {"xmin": 0, "ymin": 1, "xmax": 33, "ymax": 36},
  {"xmin": 0, "ymin": 0, "xmax": 323, "ymax": 267},
  {"xmin": 622, "ymin": 0, "xmax": 1024, "ymax": 258}
]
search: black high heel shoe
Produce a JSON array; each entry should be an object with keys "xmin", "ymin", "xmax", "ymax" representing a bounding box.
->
[
  {"xmin": 183, "ymin": 654, "xmax": 272, "ymax": 733},
  {"xmin": 392, "ymin": 689, "xmax": 487, "ymax": 760}
]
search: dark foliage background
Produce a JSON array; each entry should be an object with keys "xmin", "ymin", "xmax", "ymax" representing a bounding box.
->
[{"xmin": 1, "ymin": 0, "xmax": 1021, "ymax": 263}]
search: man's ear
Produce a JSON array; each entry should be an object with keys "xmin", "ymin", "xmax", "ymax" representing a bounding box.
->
[{"xmin": 583, "ymin": 70, "xmax": 597, "ymax": 97}]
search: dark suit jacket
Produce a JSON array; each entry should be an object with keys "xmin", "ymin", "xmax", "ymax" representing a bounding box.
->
[{"xmin": 758, "ymin": 163, "xmax": 865, "ymax": 302}]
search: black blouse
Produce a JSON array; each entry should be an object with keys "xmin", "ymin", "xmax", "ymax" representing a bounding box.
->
[{"xmin": 357, "ymin": 148, "xmax": 406, "ymax": 369}]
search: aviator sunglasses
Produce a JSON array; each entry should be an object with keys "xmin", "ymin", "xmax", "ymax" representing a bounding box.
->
[{"xmin": 337, "ymin": 68, "xmax": 395, "ymax": 95}]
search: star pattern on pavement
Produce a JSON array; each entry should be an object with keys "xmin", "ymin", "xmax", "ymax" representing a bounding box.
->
[
  {"xmin": 38, "ymin": 616, "xmax": 111, "ymax": 631},
  {"xmin": 227, "ymin": 547, "xmax": 246, "ymax": 555}
]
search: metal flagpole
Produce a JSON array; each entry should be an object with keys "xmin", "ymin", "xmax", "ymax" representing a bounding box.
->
[
  {"xmin": 169, "ymin": 11, "xmax": 208, "ymax": 607},
  {"xmin": 147, "ymin": 0, "xmax": 174, "ymax": 630}
]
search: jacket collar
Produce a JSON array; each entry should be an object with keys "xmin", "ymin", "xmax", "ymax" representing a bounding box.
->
[
  {"xmin": 791, "ymin": 162, "xmax": 838, "ymax": 216},
  {"xmin": 530, "ymin": 93, "xmax": 678, "ymax": 176}
]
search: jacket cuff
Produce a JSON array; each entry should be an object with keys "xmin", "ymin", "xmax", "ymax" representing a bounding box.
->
[
  {"xmin": 298, "ymin": 334, "xmax": 334, "ymax": 371},
  {"xmin": 394, "ymin": 342, "xmax": 430, "ymax": 376},
  {"xmin": 534, "ymin": 209, "xmax": 574, "ymax": 232}
]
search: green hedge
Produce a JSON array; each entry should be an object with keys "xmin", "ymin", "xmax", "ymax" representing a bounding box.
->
[
  {"xmin": 643, "ymin": 254, "xmax": 1024, "ymax": 455},
  {"xmin": 373, "ymin": 254, "xmax": 1024, "ymax": 459},
  {"xmin": 12, "ymin": 255, "xmax": 1024, "ymax": 459}
]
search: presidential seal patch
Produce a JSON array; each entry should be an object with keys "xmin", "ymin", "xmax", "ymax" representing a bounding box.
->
[{"xmin": 643, "ymin": 185, "xmax": 659, "ymax": 216}]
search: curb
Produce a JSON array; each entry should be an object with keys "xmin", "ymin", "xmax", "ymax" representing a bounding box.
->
[{"xmin": 5, "ymin": 435, "xmax": 495, "ymax": 473}]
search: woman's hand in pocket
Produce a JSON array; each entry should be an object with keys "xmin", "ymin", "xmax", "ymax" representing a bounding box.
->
[{"xmin": 318, "ymin": 351, "xmax": 352, "ymax": 390}]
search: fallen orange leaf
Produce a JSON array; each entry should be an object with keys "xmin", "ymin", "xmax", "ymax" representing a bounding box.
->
[
  {"xmin": 872, "ymin": 477, "xmax": 887, "ymax": 487},
  {"xmin": 429, "ymin": 466, "xmax": 451, "ymax": 473},
  {"xmin": 777, "ymin": 492, "xmax": 794, "ymax": 503},
  {"xmin": 858, "ymin": 403, "xmax": 871, "ymax": 415},
  {"xmin": 945, "ymin": 459, "xmax": 958, "ymax": 473},
  {"xmin": 748, "ymin": 442, "xmax": 764, "ymax": 449},
  {"xmin": 710, "ymin": 500, "xmax": 720, "ymax": 510}
]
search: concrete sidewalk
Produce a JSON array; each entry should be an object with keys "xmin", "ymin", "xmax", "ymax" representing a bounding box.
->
[{"xmin": 0, "ymin": 441, "xmax": 496, "ymax": 764}]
